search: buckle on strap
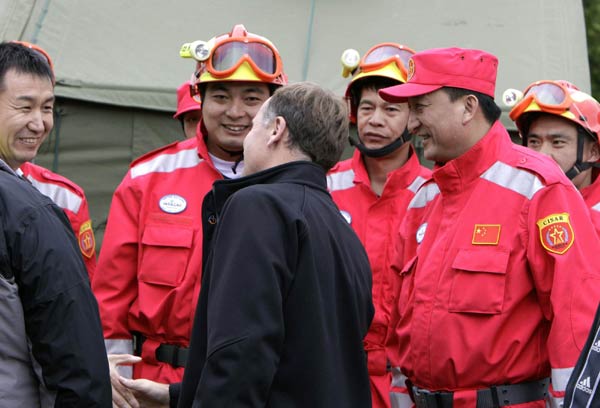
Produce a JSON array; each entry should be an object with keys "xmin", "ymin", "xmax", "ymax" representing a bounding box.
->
[
  {"xmin": 412, "ymin": 387, "xmax": 453, "ymax": 408},
  {"xmin": 412, "ymin": 378, "xmax": 549, "ymax": 408},
  {"xmin": 132, "ymin": 331, "xmax": 145, "ymax": 356},
  {"xmin": 155, "ymin": 343, "xmax": 189, "ymax": 368}
]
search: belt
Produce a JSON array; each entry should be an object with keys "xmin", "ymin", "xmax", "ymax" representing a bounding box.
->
[
  {"xmin": 412, "ymin": 378, "xmax": 549, "ymax": 408},
  {"xmin": 132, "ymin": 332, "xmax": 189, "ymax": 368}
]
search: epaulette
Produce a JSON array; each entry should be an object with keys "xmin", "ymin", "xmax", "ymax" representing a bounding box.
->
[
  {"xmin": 21, "ymin": 162, "xmax": 84, "ymax": 196},
  {"xmin": 129, "ymin": 138, "xmax": 197, "ymax": 169},
  {"xmin": 508, "ymin": 143, "xmax": 569, "ymax": 187}
]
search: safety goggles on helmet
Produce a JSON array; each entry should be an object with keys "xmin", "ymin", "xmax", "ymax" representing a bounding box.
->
[
  {"xmin": 11, "ymin": 40, "xmax": 54, "ymax": 72},
  {"xmin": 342, "ymin": 43, "xmax": 415, "ymax": 81},
  {"xmin": 509, "ymin": 80, "xmax": 573, "ymax": 118},
  {"xmin": 180, "ymin": 24, "xmax": 286, "ymax": 101},
  {"xmin": 509, "ymin": 80, "xmax": 600, "ymax": 139},
  {"xmin": 207, "ymin": 38, "xmax": 282, "ymax": 82},
  {"xmin": 361, "ymin": 43, "xmax": 414, "ymax": 75}
]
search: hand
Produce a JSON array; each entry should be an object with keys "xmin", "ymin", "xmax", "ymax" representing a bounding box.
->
[
  {"xmin": 118, "ymin": 376, "xmax": 170, "ymax": 408},
  {"xmin": 108, "ymin": 354, "xmax": 142, "ymax": 408}
]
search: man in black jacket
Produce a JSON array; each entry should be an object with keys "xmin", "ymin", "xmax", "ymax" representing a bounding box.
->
[
  {"xmin": 0, "ymin": 41, "xmax": 111, "ymax": 406},
  {"xmin": 177, "ymin": 82, "xmax": 374, "ymax": 407},
  {"xmin": 118, "ymin": 82, "xmax": 374, "ymax": 408}
]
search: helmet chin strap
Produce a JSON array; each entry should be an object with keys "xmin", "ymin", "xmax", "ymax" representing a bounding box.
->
[
  {"xmin": 350, "ymin": 128, "xmax": 412, "ymax": 158},
  {"xmin": 565, "ymin": 130, "xmax": 595, "ymax": 180}
]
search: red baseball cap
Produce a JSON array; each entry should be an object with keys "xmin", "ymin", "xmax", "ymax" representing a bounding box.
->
[
  {"xmin": 379, "ymin": 47, "xmax": 498, "ymax": 102},
  {"xmin": 173, "ymin": 82, "xmax": 201, "ymax": 119}
]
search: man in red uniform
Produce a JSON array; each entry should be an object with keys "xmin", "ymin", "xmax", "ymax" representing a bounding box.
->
[
  {"xmin": 380, "ymin": 47, "xmax": 600, "ymax": 408},
  {"xmin": 92, "ymin": 24, "xmax": 287, "ymax": 406},
  {"xmin": 327, "ymin": 42, "xmax": 430, "ymax": 408},
  {"xmin": 10, "ymin": 41, "xmax": 98, "ymax": 280},
  {"xmin": 173, "ymin": 81, "xmax": 201, "ymax": 140},
  {"xmin": 508, "ymin": 81, "xmax": 600, "ymax": 236}
]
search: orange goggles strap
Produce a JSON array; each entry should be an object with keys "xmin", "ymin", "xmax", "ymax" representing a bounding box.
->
[{"xmin": 11, "ymin": 40, "xmax": 54, "ymax": 72}]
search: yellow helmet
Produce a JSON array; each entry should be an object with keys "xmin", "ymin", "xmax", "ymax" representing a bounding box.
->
[
  {"xmin": 180, "ymin": 24, "xmax": 287, "ymax": 100},
  {"xmin": 341, "ymin": 43, "xmax": 415, "ymax": 123}
]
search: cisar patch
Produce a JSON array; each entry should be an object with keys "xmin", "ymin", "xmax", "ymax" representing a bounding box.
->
[
  {"xmin": 536, "ymin": 212, "xmax": 574, "ymax": 254},
  {"xmin": 79, "ymin": 220, "xmax": 96, "ymax": 258}
]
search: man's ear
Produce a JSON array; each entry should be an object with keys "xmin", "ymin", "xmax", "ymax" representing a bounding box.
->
[
  {"xmin": 462, "ymin": 94, "xmax": 479, "ymax": 125},
  {"xmin": 588, "ymin": 139, "xmax": 600, "ymax": 162},
  {"xmin": 267, "ymin": 116, "xmax": 287, "ymax": 147}
]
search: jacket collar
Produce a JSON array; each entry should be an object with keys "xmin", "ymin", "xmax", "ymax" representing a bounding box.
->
[
  {"xmin": 432, "ymin": 121, "xmax": 510, "ymax": 194},
  {"xmin": 352, "ymin": 144, "xmax": 424, "ymax": 192},
  {"xmin": 0, "ymin": 158, "xmax": 17, "ymax": 176},
  {"xmin": 210, "ymin": 161, "xmax": 327, "ymax": 213},
  {"xmin": 195, "ymin": 120, "xmax": 214, "ymax": 165}
]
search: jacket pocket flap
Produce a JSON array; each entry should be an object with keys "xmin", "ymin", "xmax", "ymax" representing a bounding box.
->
[
  {"xmin": 452, "ymin": 247, "xmax": 509, "ymax": 274},
  {"xmin": 142, "ymin": 225, "xmax": 194, "ymax": 248}
]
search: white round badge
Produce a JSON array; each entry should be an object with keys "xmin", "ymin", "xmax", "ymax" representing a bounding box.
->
[
  {"xmin": 159, "ymin": 194, "xmax": 187, "ymax": 214},
  {"xmin": 416, "ymin": 222, "xmax": 427, "ymax": 244},
  {"xmin": 340, "ymin": 210, "xmax": 352, "ymax": 224}
]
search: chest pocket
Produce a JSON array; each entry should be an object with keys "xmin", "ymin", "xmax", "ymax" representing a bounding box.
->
[
  {"xmin": 448, "ymin": 247, "xmax": 510, "ymax": 314},
  {"xmin": 139, "ymin": 224, "xmax": 194, "ymax": 286}
]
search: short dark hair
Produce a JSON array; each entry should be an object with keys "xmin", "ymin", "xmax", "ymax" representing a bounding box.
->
[
  {"xmin": 263, "ymin": 82, "xmax": 349, "ymax": 171},
  {"xmin": 0, "ymin": 42, "xmax": 54, "ymax": 91},
  {"xmin": 442, "ymin": 87, "xmax": 501, "ymax": 124},
  {"xmin": 349, "ymin": 76, "xmax": 401, "ymax": 110}
]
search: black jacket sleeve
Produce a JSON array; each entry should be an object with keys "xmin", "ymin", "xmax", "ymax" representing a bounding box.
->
[{"xmin": 16, "ymin": 202, "xmax": 111, "ymax": 407}]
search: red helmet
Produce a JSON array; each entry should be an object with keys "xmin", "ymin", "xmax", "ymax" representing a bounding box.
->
[
  {"xmin": 341, "ymin": 43, "xmax": 415, "ymax": 123},
  {"xmin": 180, "ymin": 24, "xmax": 287, "ymax": 101},
  {"xmin": 509, "ymin": 80, "xmax": 600, "ymax": 140},
  {"xmin": 173, "ymin": 82, "xmax": 201, "ymax": 119}
]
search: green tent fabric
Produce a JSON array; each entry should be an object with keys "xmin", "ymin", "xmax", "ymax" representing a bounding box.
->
[{"xmin": 0, "ymin": 0, "xmax": 591, "ymax": 249}]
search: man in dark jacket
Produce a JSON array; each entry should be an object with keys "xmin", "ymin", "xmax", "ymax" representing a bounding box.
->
[
  {"xmin": 176, "ymin": 82, "xmax": 374, "ymax": 407},
  {"xmin": 0, "ymin": 41, "xmax": 111, "ymax": 406}
]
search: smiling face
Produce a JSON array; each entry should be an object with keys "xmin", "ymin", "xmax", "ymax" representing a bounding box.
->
[
  {"xmin": 0, "ymin": 69, "xmax": 54, "ymax": 170},
  {"xmin": 407, "ymin": 89, "xmax": 468, "ymax": 163},
  {"xmin": 356, "ymin": 87, "xmax": 409, "ymax": 151},
  {"xmin": 201, "ymin": 81, "xmax": 270, "ymax": 160}
]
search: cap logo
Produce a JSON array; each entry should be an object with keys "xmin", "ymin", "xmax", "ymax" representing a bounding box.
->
[
  {"xmin": 407, "ymin": 58, "xmax": 415, "ymax": 81},
  {"xmin": 159, "ymin": 194, "xmax": 187, "ymax": 214}
]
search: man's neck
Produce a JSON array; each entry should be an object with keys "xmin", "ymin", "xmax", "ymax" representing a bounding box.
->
[{"xmin": 363, "ymin": 144, "xmax": 410, "ymax": 196}]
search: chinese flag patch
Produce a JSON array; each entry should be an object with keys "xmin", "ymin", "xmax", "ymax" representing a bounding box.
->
[
  {"xmin": 472, "ymin": 224, "xmax": 501, "ymax": 245},
  {"xmin": 536, "ymin": 213, "xmax": 574, "ymax": 254},
  {"xmin": 78, "ymin": 220, "xmax": 96, "ymax": 259}
]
